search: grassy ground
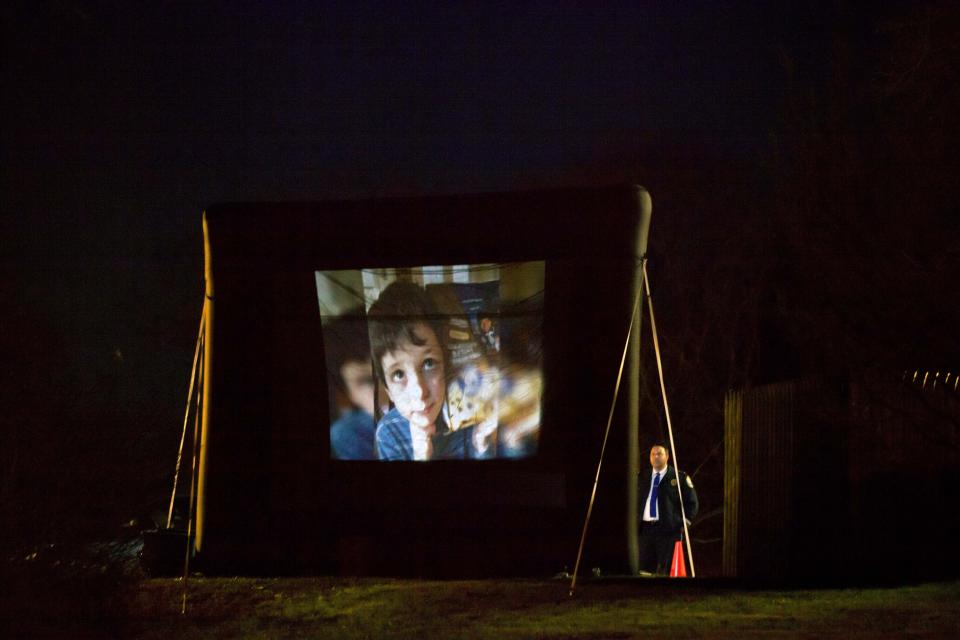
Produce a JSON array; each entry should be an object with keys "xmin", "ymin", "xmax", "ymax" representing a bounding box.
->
[{"xmin": 5, "ymin": 569, "xmax": 959, "ymax": 639}]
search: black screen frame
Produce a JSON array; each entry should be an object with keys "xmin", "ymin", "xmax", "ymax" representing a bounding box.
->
[{"xmin": 196, "ymin": 185, "xmax": 651, "ymax": 574}]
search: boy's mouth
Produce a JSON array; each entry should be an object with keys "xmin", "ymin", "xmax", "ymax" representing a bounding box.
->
[
  {"xmin": 410, "ymin": 404, "xmax": 433, "ymax": 418},
  {"xmin": 409, "ymin": 407, "xmax": 437, "ymax": 434},
  {"xmin": 410, "ymin": 403, "xmax": 434, "ymax": 420}
]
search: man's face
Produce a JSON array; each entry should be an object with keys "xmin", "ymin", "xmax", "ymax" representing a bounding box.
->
[
  {"xmin": 380, "ymin": 322, "xmax": 446, "ymax": 434},
  {"xmin": 650, "ymin": 446, "xmax": 668, "ymax": 472},
  {"xmin": 340, "ymin": 359, "xmax": 376, "ymax": 417}
]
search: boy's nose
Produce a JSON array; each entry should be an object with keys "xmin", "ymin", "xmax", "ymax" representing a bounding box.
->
[{"xmin": 408, "ymin": 373, "xmax": 428, "ymax": 403}]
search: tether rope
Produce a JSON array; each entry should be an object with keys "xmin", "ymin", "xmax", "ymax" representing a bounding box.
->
[
  {"xmin": 642, "ymin": 261, "xmax": 695, "ymax": 577},
  {"xmin": 167, "ymin": 300, "xmax": 207, "ymax": 529},
  {"xmin": 182, "ymin": 318, "xmax": 205, "ymax": 615},
  {"xmin": 568, "ymin": 265, "xmax": 645, "ymax": 596}
]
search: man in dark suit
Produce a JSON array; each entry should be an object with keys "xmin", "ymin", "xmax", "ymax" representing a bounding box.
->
[{"xmin": 638, "ymin": 444, "xmax": 699, "ymax": 575}]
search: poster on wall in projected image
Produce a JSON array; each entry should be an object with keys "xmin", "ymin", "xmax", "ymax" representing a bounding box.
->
[{"xmin": 315, "ymin": 261, "xmax": 545, "ymax": 462}]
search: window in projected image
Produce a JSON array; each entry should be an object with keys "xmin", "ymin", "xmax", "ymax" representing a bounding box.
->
[{"xmin": 316, "ymin": 262, "xmax": 545, "ymax": 462}]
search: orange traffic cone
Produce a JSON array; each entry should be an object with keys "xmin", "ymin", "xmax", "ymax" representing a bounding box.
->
[{"xmin": 669, "ymin": 540, "xmax": 687, "ymax": 577}]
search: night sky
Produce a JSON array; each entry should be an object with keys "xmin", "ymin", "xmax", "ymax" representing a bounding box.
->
[{"xmin": 3, "ymin": 1, "xmax": 779, "ymax": 426}]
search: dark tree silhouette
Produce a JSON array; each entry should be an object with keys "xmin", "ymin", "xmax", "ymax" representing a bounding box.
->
[{"xmin": 772, "ymin": 1, "xmax": 960, "ymax": 374}]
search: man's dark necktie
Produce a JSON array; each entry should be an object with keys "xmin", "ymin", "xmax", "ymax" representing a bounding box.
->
[{"xmin": 651, "ymin": 472, "xmax": 661, "ymax": 518}]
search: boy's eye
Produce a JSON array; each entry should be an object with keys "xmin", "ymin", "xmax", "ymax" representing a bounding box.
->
[
  {"xmin": 423, "ymin": 358, "xmax": 436, "ymax": 371},
  {"xmin": 390, "ymin": 370, "xmax": 405, "ymax": 383}
]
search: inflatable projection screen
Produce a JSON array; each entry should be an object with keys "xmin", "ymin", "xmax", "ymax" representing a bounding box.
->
[{"xmin": 196, "ymin": 185, "xmax": 652, "ymax": 575}]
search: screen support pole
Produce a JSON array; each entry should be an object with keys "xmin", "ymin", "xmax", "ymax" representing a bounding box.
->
[
  {"xmin": 569, "ymin": 274, "xmax": 645, "ymax": 596},
  {"xmin": 195, "ymin": 213, "xmax": 214, "ymax": 555},
  {"xmin": 627, "ymin": 267, "xmax": 644, "ymax": 572},
  {"xmin": 628, "ymin": 188, "xmax": 652, "ymax": 573}
]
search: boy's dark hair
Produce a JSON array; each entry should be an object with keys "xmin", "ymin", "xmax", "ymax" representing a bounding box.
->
[
  {"xmin": 322, "ymin": 309, "xmax": 371, "ymax": 390},
  {"xmin": 367, "ymin": 281, "xmax": 445, "ymax": 385}
]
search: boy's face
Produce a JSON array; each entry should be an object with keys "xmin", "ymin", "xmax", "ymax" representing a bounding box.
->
[
  {"xmin": 340, "ymin": 359, "xmax": 376, "ymax": 417},
  {"xmin": 380, "ymin": 322, "xmax": 445, "ymax": 434}
]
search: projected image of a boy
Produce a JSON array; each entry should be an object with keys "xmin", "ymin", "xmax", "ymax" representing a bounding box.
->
[{"xmin": 369, "ymin": 281, "xmax": 482, "ymax": 460}]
